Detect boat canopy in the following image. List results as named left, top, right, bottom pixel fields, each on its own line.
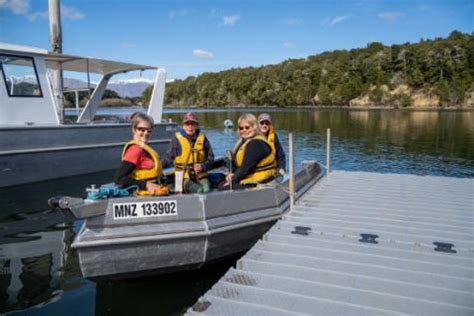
left=0, top=42, right=157, bottom=75
left=0, top=42, right=165, bottom=125
left=44, top=53, right=155, bottom=74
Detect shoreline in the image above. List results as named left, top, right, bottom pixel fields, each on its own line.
left=163, top=105, right=474, bottom=111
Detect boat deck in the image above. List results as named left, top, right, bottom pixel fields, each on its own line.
left=187, top=171, right=474, bottom=315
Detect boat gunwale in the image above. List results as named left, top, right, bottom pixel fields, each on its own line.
left=0, top=139, right=171, bottom=156
left=72, top=161, right=323, bottom=249
left=0, top=122, right=178, bottom=131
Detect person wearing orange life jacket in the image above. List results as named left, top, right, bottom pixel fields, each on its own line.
left=163, top=112, right=214, bottom=193
left=257, top=113, right=286, bottom=181
left=114, top=112, right=163, bottom=195
left=219, top=113, right=276, bottom=190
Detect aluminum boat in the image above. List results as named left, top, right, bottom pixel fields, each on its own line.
left=51, top=161, right=323, bottom=279
left=0, top=42, right=178, bottom=188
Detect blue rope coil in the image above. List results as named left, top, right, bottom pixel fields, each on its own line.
left=86, top=185, right=137, bottom=200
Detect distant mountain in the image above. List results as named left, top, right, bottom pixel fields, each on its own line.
left=107, top=80, right=152, bottom=98
left=63, top=78, right=151, bottom=98
left=63, top=78, right=95, bottom=90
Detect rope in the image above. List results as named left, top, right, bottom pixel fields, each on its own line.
left=86, top=185, right=138, bottom=200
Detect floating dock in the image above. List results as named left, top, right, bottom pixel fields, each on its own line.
left=188, top=171, right=474, bottom=315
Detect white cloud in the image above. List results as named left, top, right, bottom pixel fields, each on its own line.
left=283, top=41, right=295, bottom=48
left=26, top=10, right=47, bottom=22
left=169, top=9, right=188, bottom=19
left=222, top=14, right=240, bottom=26
left=192, top=49, right=214, bottom=59
left=281, top=18, right=302, bottom=26
left=0, top=0, right=29, bottom=15
left=1, top=1, right=84, bottom=21
left=121, top=42, right=136, bottom=49
left=61, top=5, right=85, bottom=20
left=378, top=11, right=404, bottom=21
left=209, top=8, right=216, bottom=18
left=330, top=15, right=350, bottom=25
left=321, top=15, right=351, bottom=27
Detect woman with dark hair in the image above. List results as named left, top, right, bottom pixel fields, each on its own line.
left=114, top=112, right=163, bottom=195
left=219, top=113, right=276, bottom=190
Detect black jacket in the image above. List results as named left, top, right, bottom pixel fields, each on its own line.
left=232, top=138, right=272, bottom=185
left=272, top=132, right=286, bottom=171
left=163, top=128, right=215, bottom=171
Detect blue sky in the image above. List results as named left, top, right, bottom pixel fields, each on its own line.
left=1, top=0, right=472, bottom=81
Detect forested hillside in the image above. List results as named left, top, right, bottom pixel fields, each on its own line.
left=157, top=31, right=473, bottom=108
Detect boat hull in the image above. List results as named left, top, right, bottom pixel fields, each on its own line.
left=68, top=161, right=323, bottom=279
left=0, top=123, right=178, bottom=188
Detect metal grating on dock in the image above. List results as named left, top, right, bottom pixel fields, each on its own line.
left=188, top=171, right=474, bottom=315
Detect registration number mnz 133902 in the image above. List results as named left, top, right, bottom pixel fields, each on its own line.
left=113, top=200, right=177, bottom=219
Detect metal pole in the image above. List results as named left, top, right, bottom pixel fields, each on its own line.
left=86, top=59, right=91, bottom=121
left=289, top=133, right=295, bottom=206
left=49, top=0, right=64, bottom=122
left=9, top=76, right=14, bottom=95
left=74, top=90, right=79, bottom=109
left=326, top=128, right=331, bottom=174
left=227, top=150, right=233, bottom=191
left=86, top=59, right=91, bottom=99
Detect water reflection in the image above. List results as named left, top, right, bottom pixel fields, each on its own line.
left=94, top=260, right=234, bottom=315
left=165, top=109, right=473, bottom=177
left=1, top=109, right=473, bottom=314
left=0, top=212, right=75, bottom=313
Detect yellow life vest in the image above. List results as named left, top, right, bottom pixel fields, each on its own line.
left=121, top=140, right=162, bottom=196
left=265, top=127, right=276, bottom=158
left=174, top=132, right=208, bottom=180
left=233, top=135, right=276, bottom=185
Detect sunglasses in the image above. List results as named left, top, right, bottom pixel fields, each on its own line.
left=239, top=125, right=252, bottom=131
left=259, top=121, right=271, bottom=126
left=136, top=126, right=153, bottom=133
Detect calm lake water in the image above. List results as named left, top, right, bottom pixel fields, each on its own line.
left=1, top=109, right=473, bottom=315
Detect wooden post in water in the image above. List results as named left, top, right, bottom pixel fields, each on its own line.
left=326, top=128, right=331, bottom=174
left=289, top=133, right=295, bottom=206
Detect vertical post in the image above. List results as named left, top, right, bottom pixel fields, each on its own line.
left=326, top=128, right=331, bottom=174
left=289, top=133, right=295, bottom=206
left=49, top=0, right=64, bottom=122
left=86, top=59, right=91, bottom=99
left=227, top=150, right=233, bottom=191
left=74, top=90, right=79, bottom=109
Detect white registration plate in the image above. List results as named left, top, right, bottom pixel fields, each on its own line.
left=113, top=200, right=177, bottom=219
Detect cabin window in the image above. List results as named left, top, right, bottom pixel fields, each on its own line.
left=0, top=54, right=43, bottom=97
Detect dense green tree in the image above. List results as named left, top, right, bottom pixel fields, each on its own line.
left=160, top=31, right=473, bottom=107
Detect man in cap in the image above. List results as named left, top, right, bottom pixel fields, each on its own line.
left=258, top=113, right=286, bottom=181
left=164, top=112, right=214, bottom=193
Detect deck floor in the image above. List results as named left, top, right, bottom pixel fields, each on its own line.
left=188, top=171, right=474, bottom=315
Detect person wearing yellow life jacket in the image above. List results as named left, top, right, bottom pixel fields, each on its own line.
left=114, top=112, right=163, bottom=195
left=257, top=113, right=286, bottom=181
left=163, top=112, right=214, bottom=193
left=219, top=113, right=276, bottom=190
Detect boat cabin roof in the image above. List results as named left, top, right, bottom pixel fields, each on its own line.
left=0, top=42, right=157, bottom=74
left=0, top=42, right=165, bottom=126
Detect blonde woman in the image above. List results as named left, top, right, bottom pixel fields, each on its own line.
left=220, top=113, right=276, bottom=190
left=114, top=112, right=163, bottom=195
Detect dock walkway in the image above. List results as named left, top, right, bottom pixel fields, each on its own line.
left=188, top=171, right=474, bottom=315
